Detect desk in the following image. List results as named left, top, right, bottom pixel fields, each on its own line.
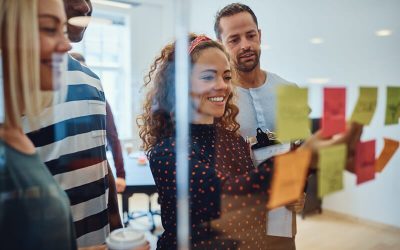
left=108, top=152, right=157, bottom=214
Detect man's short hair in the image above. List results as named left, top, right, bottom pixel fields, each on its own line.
left=214, top=3, right=258, bottom=40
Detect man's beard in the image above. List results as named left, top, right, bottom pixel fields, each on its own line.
left=235, top=49, right=260, bottom=73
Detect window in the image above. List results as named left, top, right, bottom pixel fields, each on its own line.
left=72, top=10, right=132, bottom=139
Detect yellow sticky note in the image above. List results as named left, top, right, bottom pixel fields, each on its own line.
left=375, top=138, right=399, bottom=172
left=267, top=149, right=311, bottom=209
left=384, top=87, right=400, bottom=125
left=276, top=86, right=310, bottom=142
left=318, top=144, right=347, bottom=198
left=350, top=87, right=378, bottom=125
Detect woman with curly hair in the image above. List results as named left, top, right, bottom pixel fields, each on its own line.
left=138, top=34, right=274, bottom=249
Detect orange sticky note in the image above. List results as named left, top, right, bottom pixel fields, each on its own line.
left=355, top=140, right=376, bottom=185
left=267, top=149, right=311, bottom=209
left=321, top=88, right=346, bottom=138
left=375, top=138, right=399, bottom=172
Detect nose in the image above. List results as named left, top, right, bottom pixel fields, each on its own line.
left=57, top=35, right=72, bottom=53
left=240, top=38, right=251, bottom=51
left=73, top=0, right=91, bottom=15
left=214, top=76, right=228, bottom=91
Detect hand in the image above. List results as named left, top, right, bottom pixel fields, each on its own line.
left=136, top=241, right=151, bottom=250
left=300, top=122, right=363, bottom=170
left=116, top=177, right=126, bottom=193
left=285, top=193, right=306, bottom=213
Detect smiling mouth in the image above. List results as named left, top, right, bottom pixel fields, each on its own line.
left=207, top=96, right=225, bottom=102
left=240, top=52, right=255, bottom=58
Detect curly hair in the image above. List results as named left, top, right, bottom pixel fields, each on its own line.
left=138, top=34, right=240, bottom=152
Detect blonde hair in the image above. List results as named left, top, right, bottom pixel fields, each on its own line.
left=0, top=0, right=41, bottom=128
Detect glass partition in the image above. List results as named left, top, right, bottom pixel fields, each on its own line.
left=1, top=0, right=399, bottom=249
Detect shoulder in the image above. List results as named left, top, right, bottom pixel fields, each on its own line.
left=266, top=71, right=297, bottom=87
left=66, top=55, right=105, bottom=102
left=67, top=55, right=100, bottom=80
left=148, top=137, right=176, bottom=159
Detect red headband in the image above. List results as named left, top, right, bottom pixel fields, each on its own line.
left=188, top=35, right=212, bottom=54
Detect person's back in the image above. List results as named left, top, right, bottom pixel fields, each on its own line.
left=0, top=140, right=77, bottom=250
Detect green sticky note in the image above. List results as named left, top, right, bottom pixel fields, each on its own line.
left=384, top=86, right=400, bottom=125
left=350, top=87, right=378, bottom=125
left=318, top=144, right=347, bottom=198
left=276, top=85, right=310, bottom=142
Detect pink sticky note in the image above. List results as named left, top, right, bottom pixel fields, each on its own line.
left=355, top=140, right=376, bottom=185
left=321, top=88, right=346, bottom=138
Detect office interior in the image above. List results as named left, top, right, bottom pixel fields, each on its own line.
left=1, top=0, right=399, bottom=249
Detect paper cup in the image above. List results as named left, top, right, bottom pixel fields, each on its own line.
left=106, top=228, right=146, bottom=250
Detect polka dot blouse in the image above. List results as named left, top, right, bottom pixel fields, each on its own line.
left=149, top=124, right=274, bottom=249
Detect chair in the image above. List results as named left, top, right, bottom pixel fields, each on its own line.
left=125, top=193, right=162, bottom=234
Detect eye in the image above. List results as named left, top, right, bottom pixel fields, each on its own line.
left=228, top=38, right=239, bottom=44
left=247, top=33, right=256, bottom=39
left=224, top=75, right=232, bottom=81
left=201, top=75, right=215, bottom=81
left=40, top=27, right=57, bottom=34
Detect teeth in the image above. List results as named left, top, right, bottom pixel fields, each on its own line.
left=208, top=96, right=224, bottom=102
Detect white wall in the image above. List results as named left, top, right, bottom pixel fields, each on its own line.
left=189, top=0, right=400, bottom=228
left=129, top=0, right=175, bottom=149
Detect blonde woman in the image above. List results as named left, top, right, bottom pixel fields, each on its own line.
left=0, top=0, right=76, bottom=249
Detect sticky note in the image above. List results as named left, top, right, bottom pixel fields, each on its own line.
left=384, top=87, right=400, bottom=125
left=318, top=144, right=347, bottom=198
left=321, top=88, right=346, bottom=138
left=276, top=86, right=310, bottom=142
left=355, top=140, right=376, bottom=185
left=350, top=87, right=378, bottom=125
left=375, top=138, right=399, bottom=172
left=267, top=149, right=311, bottom=209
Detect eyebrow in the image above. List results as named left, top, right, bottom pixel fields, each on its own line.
left=227, top=34, right=239, bottom=40
left=228, top=29, right=257, bottom=39
left=200, top=69, right=217, bottom=74
left=38, top=14, right=61, bottom=24
left=200, top=69, right=231, bottom=74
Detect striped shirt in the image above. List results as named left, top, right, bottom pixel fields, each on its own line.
left=23, top=55, right=110, bottom=247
